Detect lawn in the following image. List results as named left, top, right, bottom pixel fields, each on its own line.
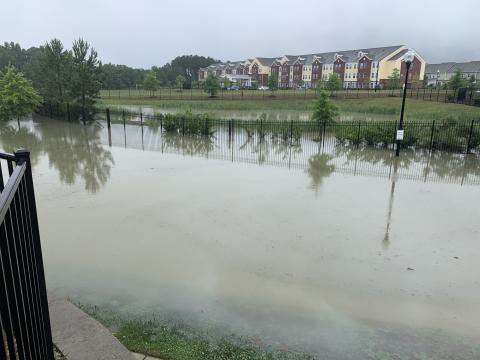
left=97, top=97, right=480, bottom=122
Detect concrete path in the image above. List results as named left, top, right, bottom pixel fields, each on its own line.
left=48, top=293, right=135, bottom=360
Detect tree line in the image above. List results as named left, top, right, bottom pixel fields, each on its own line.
left=0, top=40, right=218, bottom=120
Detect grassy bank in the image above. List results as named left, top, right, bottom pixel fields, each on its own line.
left=79, top=304, right=314, bottom=360
left=97, top=97, right=480, bottom=122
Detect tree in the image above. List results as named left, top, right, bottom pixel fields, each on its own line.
left=35, top=39, right=72, bottom=104
left=175, top=74, right=186, bottom=90
left=71, top=38, right=101, bottom=120
left=191, top=80, right=198, bottom=89
left=325, top=73, right=341, bottom=92
left=204, top=73, right=220, bottom=97
left=143, top=70, right=160, bottom=96
left=0, top=66, right=42, bottom=121
left=267, top=75, right=278, bottom=95
left=312, top=91, right=338, bottom=125
left=387, top=68, right=401, bottom=90
left=467, top=75, right=476, bottom=89
left=222, top=77, right=231, bottom=89
left=448, top=69, right=467, bottom=90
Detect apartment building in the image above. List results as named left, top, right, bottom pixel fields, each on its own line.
left=425, top=61, right=480, bottom=87
left=198, top=45, right=426, bottom=89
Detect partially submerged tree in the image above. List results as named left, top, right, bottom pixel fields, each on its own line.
left=312, top=91, right=338, bottom=125
left=71, top=38, right=101, bottom=120
left=204, top=73, right=220, bottom=97
left=0, top=65, right=42, bottom=121
left=387, top=68, right=401, bottom=90
left=35, top=39, right=72, bottom=104
left=143, top=70, right=160, bottom=96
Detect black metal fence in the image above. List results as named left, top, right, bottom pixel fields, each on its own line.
left=102, top=109, right=480, bottom=155
left=0, top=150, right=54, bottom=359
left=99, top=87, right=480, bottom=107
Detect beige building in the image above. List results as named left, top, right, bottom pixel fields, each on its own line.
left=198, top=45, right=426, bottom=89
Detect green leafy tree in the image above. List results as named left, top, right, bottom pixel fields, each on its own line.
left=312, top=91, right=339, bottom=125
left=326, top=73, right=341, bottom=92
left=448, top=69, right=467, bottom=90
left=71, top=38, right=101, bottom=119
left=222, top=77, right=231, bottom=88
left=267, top=75, right=278, bottom=95
left=191, top=80, right=198, bottom=89
left=387, top=68, right=401, bottom=90
left=467, top=75, right=476, bottom=89
left=175, top=74, right=186, bottom=89
left=143, top=70, right=160, bottom=96
left=35, top=39, right=72, bottom=104
left=204, top=73, right=220, bottom=97
left=0, top=66, right=42, bottom=121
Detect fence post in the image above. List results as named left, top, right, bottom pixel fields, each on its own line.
left=290, top=120, right=293, bottom=144
left=67, top=103, right=71, bottom=122
left=392, top=120, right=397, bottom=149
left=356, top=120, right=361, bottom=149
left=140, top=112, right=143, bottom=127
left=444, top=89, right=448, bottom=103
left=428, top=120, right=436, bottom=152
left=14, top=149, right=55, bottom=360
left=106, top=108, right=111, bottom=129
left=182, top=118, right=185, bottom=136
left=466, top=119, right=475, bottom=154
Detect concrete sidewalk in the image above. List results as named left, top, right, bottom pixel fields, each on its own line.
left=49, top=293, right=135, bottom=360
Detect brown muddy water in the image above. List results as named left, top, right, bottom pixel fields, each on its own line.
left=1, top=116, right=480, bottom=359
left=109, top=104, right=396, bottom=122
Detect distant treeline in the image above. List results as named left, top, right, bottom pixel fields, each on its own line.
left=0, top=41, right=219, bottom=90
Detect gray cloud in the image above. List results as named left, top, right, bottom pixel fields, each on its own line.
left=1, top=0, right=479, bottom=68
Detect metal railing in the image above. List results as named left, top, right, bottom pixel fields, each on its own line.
left=0, top=150, right=54, bottom=360
left=102, top=109, right=480, bottom=155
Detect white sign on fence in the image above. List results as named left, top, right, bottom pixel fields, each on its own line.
left=396, top=130, right=404, bottom=141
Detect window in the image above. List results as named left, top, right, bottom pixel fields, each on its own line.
left=354, top=64, right=357, bottom=69
left=372, top=62, right=376, bottom=68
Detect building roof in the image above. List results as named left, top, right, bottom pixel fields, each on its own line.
left=425, top=62, right=456, bottom=74
left=450, top=61, right=480, bottom=73
left=425, top=61, right=480, bottom=74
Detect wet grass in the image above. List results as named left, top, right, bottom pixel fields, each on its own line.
left=97, top=97, right=480, bottom=123
left=79, top=304, right=314, bottom=360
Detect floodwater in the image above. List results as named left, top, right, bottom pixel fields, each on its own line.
left=111, top=104, right=397, bottom=122
left=1, top=116, right=480, bottom=359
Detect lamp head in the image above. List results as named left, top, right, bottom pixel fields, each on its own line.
left=404, top=49, right=415, bottom=64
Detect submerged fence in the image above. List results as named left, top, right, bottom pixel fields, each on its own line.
left=99, top=87, right=480, bottom=106
left=101, top=109, right=480, bottom=155
left=0, top=151, right=54, bottom=360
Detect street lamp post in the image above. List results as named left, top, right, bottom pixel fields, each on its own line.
left=395, top=49, right=415, bottom=157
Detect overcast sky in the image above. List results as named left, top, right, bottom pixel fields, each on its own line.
left=2, top=0, right=479, bottom=68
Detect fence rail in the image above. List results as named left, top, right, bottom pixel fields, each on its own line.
left=99, top=87, right=480, bottom=106
left=100, top=109, right=480, bottom=155
left=0, top=150, right=54, bottom=360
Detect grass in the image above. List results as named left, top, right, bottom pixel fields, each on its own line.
left=79, top=304, right=315, bottom=360
left=97, top=97, right=480, bottom=123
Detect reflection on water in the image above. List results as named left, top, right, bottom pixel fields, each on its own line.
left=0, top=117, right=114, bottom=193
left=111, top=104, right=398, bottom=122
left=102, top=119, right=480, bottom=187
left=1, top=116, right=480, bottom=359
